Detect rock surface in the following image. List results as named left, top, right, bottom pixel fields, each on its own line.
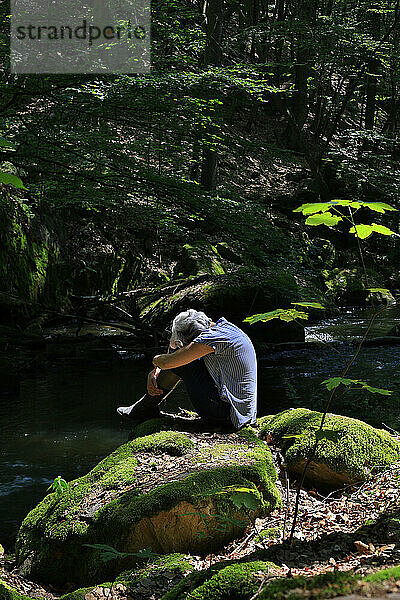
left=257, top=409, right=400, bottom=489
left=15, top=429, right=280, bottom=588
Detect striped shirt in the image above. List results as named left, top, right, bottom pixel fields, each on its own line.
left=193, top=317, right=257, bottom=429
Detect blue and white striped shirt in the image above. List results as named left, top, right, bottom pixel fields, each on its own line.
left=193, top=317, right=257, bottom=429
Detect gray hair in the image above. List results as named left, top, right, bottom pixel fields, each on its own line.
left=170, top=309, right=212, bottom=348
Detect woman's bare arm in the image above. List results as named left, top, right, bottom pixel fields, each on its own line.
left=153, top=342, right=214, bottom=369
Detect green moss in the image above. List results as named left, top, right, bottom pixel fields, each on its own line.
left=257, top=565, right=400, bottom=600
left=0, top=580, right=32, bottom=600
left=130, top=431, right=194, bottom=455
left=162, top=560, right=276, bottom=600
left=259, top=408, right=400, bottom=483
left=16, top=432, right=280, bottom=588
left=60, top=583, right=114, bottom=600
left=258, top=570, right=356, bottom=600
left=61, top=554, right=195, bottom=600
left=117, top=552, right=195, bottom=584
left=131, top=418, right=177, bottom=439
left=364, top=565, right=400, bottom=582
left=254, top=526, right=281, bottom=542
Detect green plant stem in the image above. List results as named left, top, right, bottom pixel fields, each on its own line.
left=287, top=304, right=390, bottom=546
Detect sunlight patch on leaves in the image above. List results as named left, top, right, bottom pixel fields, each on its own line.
left=244, top=308, right=309, bottom=324
left=291, top=302, right=325, bottom=309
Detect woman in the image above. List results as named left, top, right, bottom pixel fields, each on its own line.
left=117, top=309, right=257, bottom=430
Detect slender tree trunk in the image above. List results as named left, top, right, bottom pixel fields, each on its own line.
left=365, top=56, right=379, bottom=131
left=200, top=0, right=223, bottom=192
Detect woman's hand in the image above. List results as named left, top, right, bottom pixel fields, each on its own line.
left=147, top=368, right=163, bottom=396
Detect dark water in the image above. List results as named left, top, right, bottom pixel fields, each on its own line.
left=1, top=306, right=399, bottom=549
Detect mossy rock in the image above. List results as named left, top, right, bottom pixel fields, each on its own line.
left=161, top=559, right=277, bottom=600
left=138, top=268, right=305, bottom=343
left=60, top=553, right=195, bottom=600
left=0, top=580, right=32, bottom=600
left=16, top=430, right=280, bottom=588
left=258, top=408, right=400, bottom=489
left=257, top=565, right=400, bottom=600
left=163, top=562, right=400, bottom=600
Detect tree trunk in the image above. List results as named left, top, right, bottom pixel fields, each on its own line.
left=200, top=0, right=222, bottom=192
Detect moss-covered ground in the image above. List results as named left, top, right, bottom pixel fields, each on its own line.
left=0, top=580, right=32, bottom=600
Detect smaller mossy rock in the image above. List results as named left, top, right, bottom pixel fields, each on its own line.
left=162, top=560, right=277, bottom=600
left=257, top=565, right=400, bottom=600
left=60, top=553, right=195, bottom=600
left=16, top=430, right=280, bottom=588
left=259, top=408, right=400, bottom=489
left=0, top=580, right=32, bottom=600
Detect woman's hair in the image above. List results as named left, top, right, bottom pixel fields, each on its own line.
left=170, top=309, right=212, bottom=348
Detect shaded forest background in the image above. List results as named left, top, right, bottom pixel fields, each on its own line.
left=1, top=0, right=400, bottom=345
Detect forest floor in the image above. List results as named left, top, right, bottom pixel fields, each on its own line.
left=2, top=447, right=400, bottom=600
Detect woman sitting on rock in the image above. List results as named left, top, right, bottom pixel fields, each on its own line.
left=117, top=309, right=257, bottom=430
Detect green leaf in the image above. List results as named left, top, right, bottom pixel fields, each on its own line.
left=47, top=475, right=69, bottom=497
left=282, top=433, right=307, bottom=439
left=134, top=548, right=158, bottom=559
left=0, top=172, right=27, bottom=189
left=244, top=308, right=308, bottom=324
left=367, top=288, right=390, bottom=294
left=293, top=202, right=333, bottom=215
left=0, top=136, right=16, bottom=149
left=348, top=224, right=373, bottom=239
left=291, top=302, right=325, bottom=309
left=360, top=384, right=392, bottom=396
left=83, top=544, right=127, bottom=563
left=322, top=378, right=392, bottom=396
left=362, top=202, right=397, bottom=213
left=371, top=223, right=396, bottom=236
left=315, top=429, right=341, bottom=443
left=322, top=377, right=356, bottom=390
left=305, top=213, right=342, bottom=226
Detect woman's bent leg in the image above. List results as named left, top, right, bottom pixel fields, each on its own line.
left=171, top=359, right=231, bottom=424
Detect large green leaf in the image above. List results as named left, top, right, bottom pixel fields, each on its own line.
left=371, top=223, right=396, bottom=236
left=244, top=308, right=308, bottom=324
left=0, top=172, right=27, bottom=189
left=293, top=202, right=333, bottom=215
left=322, top=377, right=392, bottom=395
left=348, top=224, right=373, bottom=239
left=305, top=213, right=342, bottom=226
left=322, top=377, right=356, bottom=390
left=362, top=202, right=397, bottom=213
left=349, top=223, right=396, bottom=238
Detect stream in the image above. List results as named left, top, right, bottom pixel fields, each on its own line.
left=1, top=306, right=399, bottom=549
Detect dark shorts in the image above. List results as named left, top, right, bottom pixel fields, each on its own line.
left=171, top=358, right=232, bottom=425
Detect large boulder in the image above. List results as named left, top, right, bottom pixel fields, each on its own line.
left=257, top=408, right=400, bottom=489
left=138, top=268, right=306, bottom=343
left=16, top=429, right=280, bottom=588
